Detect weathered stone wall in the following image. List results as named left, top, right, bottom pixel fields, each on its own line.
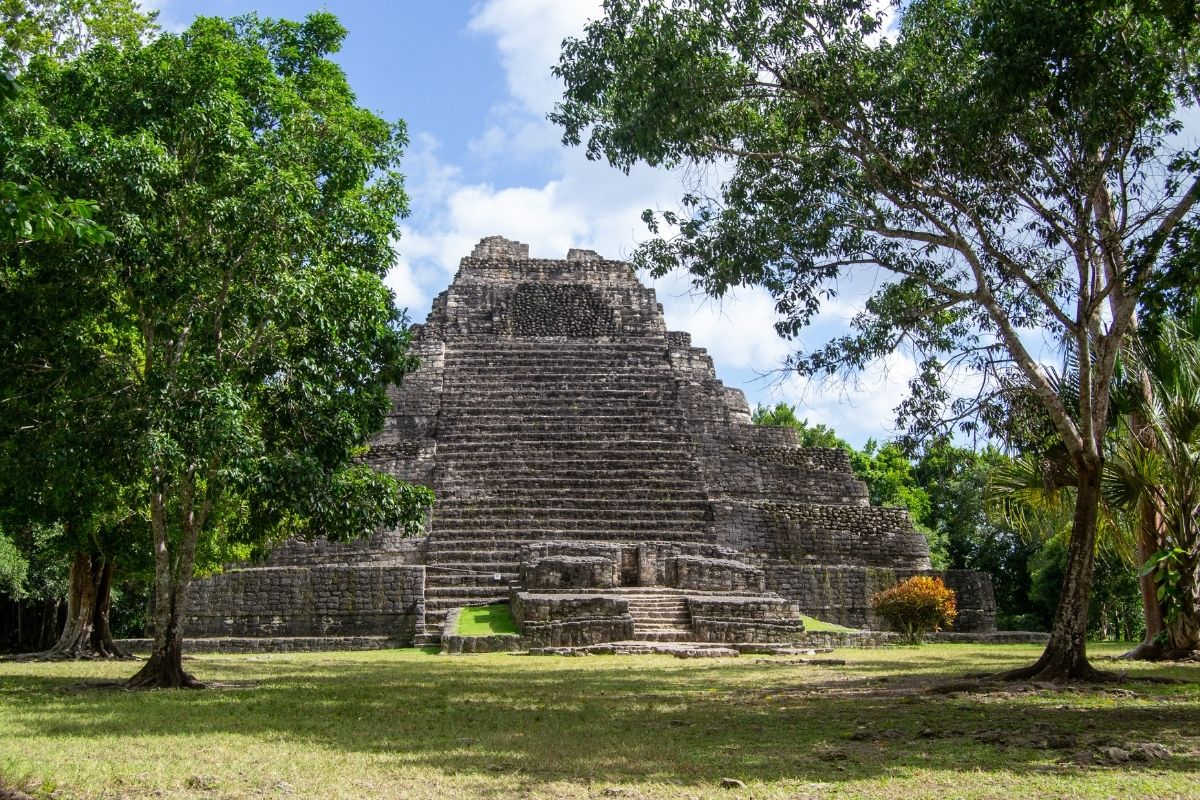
left=261, top=529, right=425, bottom=568
left=185, top=564, right=424, bottom=642
left=521, top=556, right=619, bottom=590
left=687, top=596, right=807, bottom=643
left=760, top=564, right=997, bottom=631
left=512, top=592, right=635, bottom=647
left=666, top=556, right=766, bottom=593
left=635, top=541, right=740, bottom=586
left=941, top=569, right=997, bottom=633
left=711, top=501, right=931, bottom=569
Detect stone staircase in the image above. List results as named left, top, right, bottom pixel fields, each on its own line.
left=420, top=338, right=715, bottom=638
left=626, top=592, right=694, bottom=642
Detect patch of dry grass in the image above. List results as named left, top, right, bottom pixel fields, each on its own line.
left=0, top=643, right=1197, bottom=799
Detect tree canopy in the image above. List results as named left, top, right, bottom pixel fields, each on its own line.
left=1, top=11, right=433, bottom=685
left=554, top=0, right=1200, bottom=680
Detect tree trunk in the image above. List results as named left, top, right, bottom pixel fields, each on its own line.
left=1161, top=551, right=1200, bottom=658
left=996, top=456, right=1113, bottom=682
left=1121, top=504, right=1168, bottom=658
left=17, top=552, right=131, bottom=661
left=39, top=599, right=59, bottom=650
left=1121, top=407, right=1168, bottom=660
left=126, top=610, right=201, bottom=689
left=126, top=482, right=203, bottom=689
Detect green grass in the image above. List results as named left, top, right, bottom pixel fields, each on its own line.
left=456, top=604, right=518, bottom=636
left=0, top=643, right=1197, bottom=799
left=800, top=614, right=857, bottom=632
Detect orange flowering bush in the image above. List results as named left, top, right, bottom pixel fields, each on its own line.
left=871, top=576, right=957, bottom=642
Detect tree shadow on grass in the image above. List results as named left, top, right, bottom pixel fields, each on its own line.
left=2, top=652, right=1199, bottom=791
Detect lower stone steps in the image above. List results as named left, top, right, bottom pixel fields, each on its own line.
left=425, top=586, right=513, bottom=599
left=632, top=628, right=695, bottom=642
left=634, top=615, right=691, bottom=625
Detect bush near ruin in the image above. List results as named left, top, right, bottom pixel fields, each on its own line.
left=872, top=576, right=957, bottom=642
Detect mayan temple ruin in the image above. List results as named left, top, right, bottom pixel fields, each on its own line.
left=186, top=236, right=996, bottom=650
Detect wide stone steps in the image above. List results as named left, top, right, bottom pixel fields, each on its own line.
left=440, top=457, right=701, bottom=472
left=425, top=535, right=718, bottom=552
left=443, top=346, right=670, bottom=359
left=434, top=434, right=696, bottom=448
left=441, top=386, right=677, bottom=399
left=440, top=365, right=674, bottom=380
left=436, top=486, right=706, bottom=500
left=437, top=476, right=710, bottom=492
left=432, top=523, right=709, bottom=539
left=439, top=454, right=701, bottom=470
left=438, top=402, right=684, bottom=416
left=438, top=388, right=679, bottom=400
left=426, top=556, right=521, bottom=569
left=633, top=613, right=691, bottom=625
left=431, top=522, right=709, bottom=538
left=624, top=597, right=691, bottom=642
left=626, top=594, right=693, bottom=641
left=629, top=629, right=696, bottom=642
left=435, top=499, right=711, bottom=514
left=428, top=529, right=717, bottom=544
left=438, top=488, right=711, bottom=504
left=442, top=343, right=670, bottom=359
left=436, top=418, right=685, bottom=432
left=434, top=502, right=711, bottom=519
left=432, top=516, right=711, bottom=531
left=425, top=585, right=515, bottom=600
left=435, top=443, right=698, bottom=459
left=419, top=334, right=726, bottom=642
left=423, top=572, right=518, bottom=588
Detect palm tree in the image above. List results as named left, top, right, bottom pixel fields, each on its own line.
left=1106, top=310, right=1200, bottom=658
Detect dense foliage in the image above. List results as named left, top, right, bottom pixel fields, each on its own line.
left=1, top=10, right=433, bottom=684
left=871, top=575, right=958, bottom=641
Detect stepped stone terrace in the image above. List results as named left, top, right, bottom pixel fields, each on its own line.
left=185, top=236, right=996, bottom=650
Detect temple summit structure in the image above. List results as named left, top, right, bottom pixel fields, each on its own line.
left=186, top=236, right=995, bottom=649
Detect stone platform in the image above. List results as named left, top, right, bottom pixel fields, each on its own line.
left=184, top=236, right=997, bottom=649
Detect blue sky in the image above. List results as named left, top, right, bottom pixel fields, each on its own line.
left=144, top=0, right=1151, bottom=449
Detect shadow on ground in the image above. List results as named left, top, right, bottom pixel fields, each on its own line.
left=1, top=645, right=1198, bottom=791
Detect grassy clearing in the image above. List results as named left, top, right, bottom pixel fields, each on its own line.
left=456, top=604, right=518, bottom=636
left=800, top=614, right=856, bottom=633
left=0, top=643, right=1197, bottom=799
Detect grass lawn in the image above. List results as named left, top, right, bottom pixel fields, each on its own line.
left=800, top=614, right=856, bottom=633
left=1, top=643, right=1197, bottom=799
left=456, top=604, right=518, bottom=636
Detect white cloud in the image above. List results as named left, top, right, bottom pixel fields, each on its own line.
left=384, top=256, right=428, bottom=317
left=764, top=351, right=921, bottom=446
left=139, top=0, right=187, bottom=33
left=649, top=272, right=794, bottom=370
left=467, top=0, right=600, bottom=114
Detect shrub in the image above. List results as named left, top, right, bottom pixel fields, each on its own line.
left=871, top=576, right=957, bottom=642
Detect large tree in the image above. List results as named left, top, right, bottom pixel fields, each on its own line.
left=2, top=61, right=130, bottom=659
left=2, top=0, right=156, bottom=661
left=553, top=0, right=1200, bottom=679
left=3, top=12, right=432, bottom=687
left=1, top=0, right=156, bottom=72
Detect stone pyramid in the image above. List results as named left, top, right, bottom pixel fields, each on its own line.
left=186, top=236, right=995, bottom=650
